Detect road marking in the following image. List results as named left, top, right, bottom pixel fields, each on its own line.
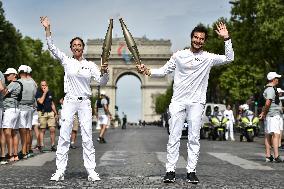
left=156, top=152, right=187, bottom=168
left=98, top=151, right=127, bottom=166
left=208, top=152, right=274, bottom=170
left=13, top=152, right=56, bottom=167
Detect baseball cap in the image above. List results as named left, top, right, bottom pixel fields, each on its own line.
left=277, top=88, right=284, bottom=93
left=26, top=66, right=32, bottom=74
left=18, top=65, right=29, bottom=73
left=242, top=104, right=249, bottom=111
left=4, top=68, right=18, bottom=75
left=267, top=72, right=281, bottom=80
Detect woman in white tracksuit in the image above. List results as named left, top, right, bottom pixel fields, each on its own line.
left=137, top=22, right=234, bottom=183
left=224, top=105, right=235, bottom=141
left=41, top=16, right=109, bottom=181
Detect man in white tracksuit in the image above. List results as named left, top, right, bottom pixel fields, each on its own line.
left=224, top=105, right=235, bottom=141
left=137, top=23, right=234, bottom=183
left=41, top=16, right=109, bottom=181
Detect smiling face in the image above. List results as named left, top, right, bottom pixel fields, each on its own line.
left=191, top=32, right=206, bottom=53
left=70, top=38, right=84, bottom=60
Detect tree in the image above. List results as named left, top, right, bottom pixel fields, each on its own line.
left=155, top=83, right=173, bottom=114
left=0, top=1, right=64, bottom=103
left=224, top=0, right=284, bottom=104
left=256, top=0, right=284, bottom=68
left=19, top=36, right=64, bottom=102
left=0, top=1, right=22, bottom=70
left=154, top=0, right=284, bottom=113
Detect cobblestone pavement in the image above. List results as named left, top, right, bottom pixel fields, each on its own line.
left=0, top=126, right=283, bottom=189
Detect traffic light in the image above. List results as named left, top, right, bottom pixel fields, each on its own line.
left=254, top=101, right=258, bottom=106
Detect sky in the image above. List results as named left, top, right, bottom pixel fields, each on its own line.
left=2, top=0, right=232, bottom=122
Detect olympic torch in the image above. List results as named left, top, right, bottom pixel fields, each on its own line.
left=101, top=18, right=113, bottom=75
left=119, top=18, right=141, bottom=65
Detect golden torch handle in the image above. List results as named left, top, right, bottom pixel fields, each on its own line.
left=119, top=18, right=141, bottom=65
left=101, top=18, right=113, bottom=75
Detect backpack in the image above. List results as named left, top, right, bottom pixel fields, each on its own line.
left=5, top=80, right=23, bottom=102
left=258, top=86, right=279, bottom=107
left=96, top=98, right=103, bottom=109
left=13, top=80, right=23, bottom=102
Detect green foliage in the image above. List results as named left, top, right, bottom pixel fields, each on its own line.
left=0, top=1, right=22, bottom=69
left=154, top=0, right=284, bottom=110
left=0, top=2, right=64, bottom=103
left=155, top=83, right=173, bottom=114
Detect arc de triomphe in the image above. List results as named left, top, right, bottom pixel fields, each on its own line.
left=85, top=37, right=173, bottom=122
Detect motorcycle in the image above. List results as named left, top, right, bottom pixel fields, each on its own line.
left=239, top=115, right=259, bottom=142
left=200, top=122, right=210, bottom=139
left=208, top=115, right=228, bottom=141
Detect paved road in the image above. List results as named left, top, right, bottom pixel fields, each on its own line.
left=0, top=126, right=283, bottom=188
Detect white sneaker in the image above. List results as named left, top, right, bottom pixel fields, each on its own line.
left=50, top=170, right=64, bottom=181
left=88, top=171, right=101, bottom=181
left=0, top=160, right=8, bottom=165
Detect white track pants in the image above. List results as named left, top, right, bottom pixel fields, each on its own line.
left=225, top=121, right=235, bottom=140
left=56, top=96, right=96, bottom=174
left=166, top=102, right=204, bottom=173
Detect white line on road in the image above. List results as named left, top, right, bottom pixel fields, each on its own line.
left=13, top=152, right=56, bottom=167
left=156, top=152, right=187, bottom=169
left=98, top=151, right=127, bottom=167
left=208, top=152, right=274, bottom=170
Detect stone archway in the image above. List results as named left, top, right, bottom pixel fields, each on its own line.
left=86, top=37, right=173, bottom=122
left=115, top=71, right=142, bottom=122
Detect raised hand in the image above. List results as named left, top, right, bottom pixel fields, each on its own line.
left=40, top=16, right=51, bottom=37
left=40, top=16, right=50, bottom=29
left=215, top=22, right=229, bottom=39
left=42, top=85, right=49, bottom=94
